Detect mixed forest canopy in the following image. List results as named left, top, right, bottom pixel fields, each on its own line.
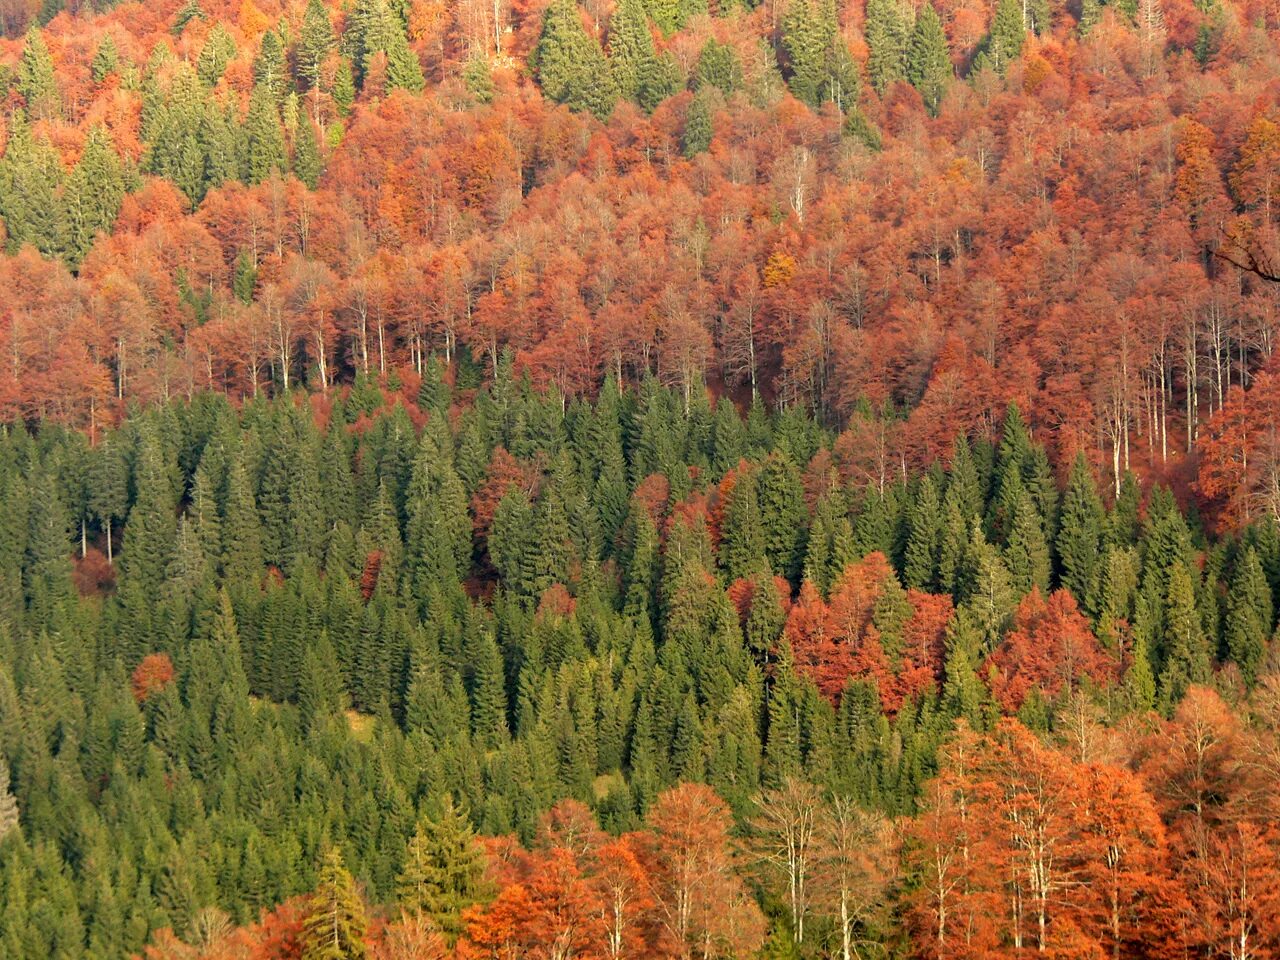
left=0, top=377, right=1278, bottom=958
left=1, top=0, right=1280, bottom=956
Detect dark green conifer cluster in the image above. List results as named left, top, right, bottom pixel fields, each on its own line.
left=0, top=364, right=1275, bottom=957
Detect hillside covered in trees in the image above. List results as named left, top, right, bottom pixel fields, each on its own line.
left=0, top=379, right=1277, bottom=958
left=1, top=0, right=1280, bottom=955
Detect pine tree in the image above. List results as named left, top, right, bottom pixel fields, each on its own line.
left=609, top=0, right=661, bottom=106
left=91, top=35, right=119, bottom=84
left=1055, top=453, right=1105, bottom=610
left=293, top=117, right=322, bottom=188
left=61, top=126, right=125, bottom=267
left=301, top=848, right=368, bottom=960
left=757, top=453, right=807, bottom=583
left=907, top=3, right=950, bottom=114
left=1225, top=547, right=1273, bottom=686
left=864, top=0, right=910, bottom=93
left=254, top=30, right=289, bottom=102
left=1157, top=565, right=1209, bottom=711
left=903, top=475, right=941, bottom=589
left=0, top=115, right=64, bottom=256
left=298, top=0, right=336, bottom=90
left=197, top=24, right=237, bottom=86
left=683, top=90, right=713, bottom=157
left=19, top=28, right=60, bottom=120
left=397, top=798, right=488, bottom=940
left=242, top=83, right=287, bottom=184
left=980, top=0, right=1026, bottom=74
left=695, top=37, right=742, bottom=95
left=532, top=0, right=619, bottom=119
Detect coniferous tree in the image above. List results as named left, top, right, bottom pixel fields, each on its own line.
left=683, top=90, right=713, bottom=157
left=1157, top=565, right=1209, bottom=711
left=332, top=57, right=356, bottom=114
left=293, top=116, right=323, bottom=188
left=19, top=28, right=60, bottom=120
left=298, top=0, right=335, bottom=90
left=609, top=0, right=663, bottom=107
left=1056, top=453, right=1105, bottom=610
left=197, top=23, right=237, bottom=85
left=0, top=757, right=17, bottom=844
left=532, top=0, right=618, bottom=119
left=61, top=126, right=125, bottom=267
left=242, top=83, right=287, bottom=184
left=396, top=798, right=488, bottom=940
left=1003, top=491, right=1050, bottom=596
left=695, top=37, right=742, bottom=95
left=124, top=429, right=179, bottom=599
left=0, top=115, right=64, bottom=256
left=979, top=0, right=1026, bottom=74
left=91, top=34, right=119, bottom=84
left=903, top=475, right=942, bottom=589
left=1225, top=547, right=1273, bottom=685
left=721, top=468, right=767, bottom=583
left=757, top=453, right=807, bottom=583
left=463, top=55, right=495, bottom=104
left=906, top=3, right=950, bottom=114
left=864, top=0, right=910, bottom=93
left=301, top=848, right=368, bottom=960
left=89, top=436, right=128, bottom=565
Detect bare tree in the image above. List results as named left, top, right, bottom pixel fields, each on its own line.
left=749, top=778, right=822, bottom=945
left=812, top=797, right=895, bottom=960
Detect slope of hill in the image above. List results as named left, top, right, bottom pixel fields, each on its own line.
left=0, top=0, right=1279, bottom=957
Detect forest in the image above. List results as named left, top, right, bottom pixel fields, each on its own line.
left=0, top=0, right=1279, bottom=955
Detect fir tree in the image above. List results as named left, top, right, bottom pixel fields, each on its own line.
left=683, top=90, right=713, bottom=157
left=19, top=27, right=60, bottom=120
left=197, top=23, right=237, bottom=86
left=979, top=0, right=1027, bottom=74
left=463, top=55, right=495, bottom=104
left=91, top=34, right=120, bottom=84
left=301, top=848, right=368, bottom=960
left=242, top=82, right=287, bottom=184
left=0, top=757, right=18, bottom=843
left=293, top=116, right=322, bottom=188
left=1225, top=547, right=1273, bottom=685
left=695, top=37, right=742, bottom=95
left=253, top=29, right=289, bottom=102
left=782, top=0, right=829, bottom=107
left=757, top=453, right=807, bottom=583
left=1157, top=565, right=1209, bottom=711
left=532, top=0, right=619, bottom=120
left=1003, top=491, right=1050, bottom=596
left=609, top=0, right=662, bottom=106
left=0, top=115, right=64, bottom=256
left=1056, top=453, right=1105, bottom=610
left=864, top=0, right=910, bottom=93
left=396, top=798, right=488, bottom=940
left=332, top=57, right=356, bottom=114
left=907, top=3, right=950, bottom=114
left=903, top=475, right=942, bottom=589
left=298, top=0, right=336, bottom=90
left=61, top=126, right=125, bottom=267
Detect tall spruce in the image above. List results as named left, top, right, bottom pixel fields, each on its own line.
left=907, top=3, right=950, bottom=114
